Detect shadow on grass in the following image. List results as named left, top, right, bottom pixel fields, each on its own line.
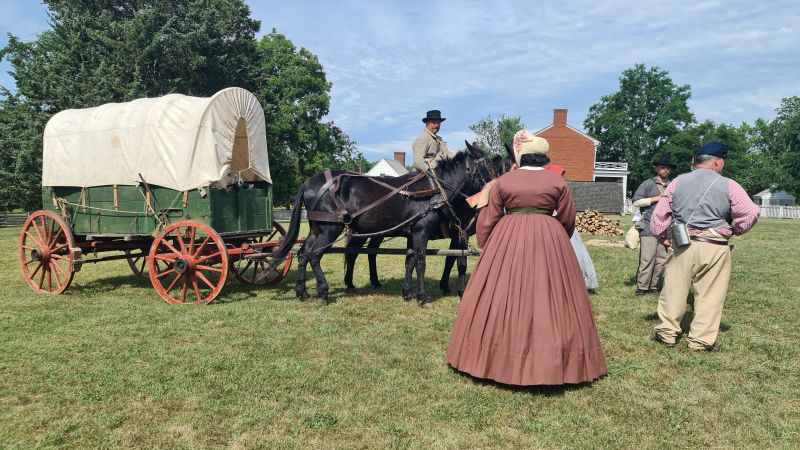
left=448, top=366, right=599, bottom=396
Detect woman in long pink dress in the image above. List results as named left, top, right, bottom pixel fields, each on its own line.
left=446, top=130, right=607, bottom=386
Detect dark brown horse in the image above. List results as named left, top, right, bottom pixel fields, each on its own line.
left=268, top=142, right=496, bottom=306
left=342, top=144, right=515, bottom=297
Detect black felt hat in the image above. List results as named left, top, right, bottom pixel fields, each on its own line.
left=652, top=153, right=676, bottom=168
left=422, top=110, right=446, bottom=123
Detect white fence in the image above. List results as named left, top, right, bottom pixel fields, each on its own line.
left=759, top=205, right=800, bottom=219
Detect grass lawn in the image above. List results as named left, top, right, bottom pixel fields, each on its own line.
left=0, top=218, right=798, bottom=448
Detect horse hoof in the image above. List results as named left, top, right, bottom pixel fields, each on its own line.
left=419, top=301, right=433, bottom=309
left=372, top=282, right=382, bottom=289
left=317, top=298, right=328, bottom=306
left=440, top=287, right=451, bottom=296
left=297, top=291, right=310, bottom=302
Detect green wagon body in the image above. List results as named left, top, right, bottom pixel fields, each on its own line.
left=42, top=182, right=274, bottom=238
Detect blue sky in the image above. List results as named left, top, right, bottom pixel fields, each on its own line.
left=2, top=0, right=799, bottom=162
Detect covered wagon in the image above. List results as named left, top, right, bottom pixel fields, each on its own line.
left=19, top=87, right=293, bottom=304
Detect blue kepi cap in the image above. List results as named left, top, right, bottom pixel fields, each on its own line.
left=696, top=141, right=728, bottom=158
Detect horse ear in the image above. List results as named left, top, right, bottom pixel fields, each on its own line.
left=465, top=140, right=479, bottom=157
left=504, top=142, right=515, bottom=160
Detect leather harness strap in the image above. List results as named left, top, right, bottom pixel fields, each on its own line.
left=306, top=170, right=435, bottom=223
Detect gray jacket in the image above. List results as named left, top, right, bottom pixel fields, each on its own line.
left=632, top=176, right=669, bottom=237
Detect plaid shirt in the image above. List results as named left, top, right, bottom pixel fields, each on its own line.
left=651, top=176, right=759, bottom=238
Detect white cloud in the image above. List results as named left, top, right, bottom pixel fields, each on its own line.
left=3, top=0, right=799, bottom=164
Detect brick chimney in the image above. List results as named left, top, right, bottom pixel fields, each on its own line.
left=394, top=151, right=406, bottom=166
left=553, top=109, right=568, bottom=127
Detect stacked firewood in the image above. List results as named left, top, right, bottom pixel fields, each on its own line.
left=575, top=210, right=624, bottom=236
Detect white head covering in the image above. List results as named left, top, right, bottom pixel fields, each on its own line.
left=512, top=129, right=549, bottom=165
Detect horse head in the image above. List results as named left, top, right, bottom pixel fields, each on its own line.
left=463, top=140, right=497, bottom=194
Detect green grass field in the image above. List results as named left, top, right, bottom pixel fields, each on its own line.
left=1, top=218, right=798, bottom=448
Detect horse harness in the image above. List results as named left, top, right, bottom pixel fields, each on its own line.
left=305, top=155, right=497, bottom=240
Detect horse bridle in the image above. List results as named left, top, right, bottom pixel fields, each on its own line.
left=464, top=154, right=497, bottom=190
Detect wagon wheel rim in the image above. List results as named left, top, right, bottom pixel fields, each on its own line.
left=148, top=220, right=228, bottom=305
left=229, top=221, right=293, bottom=286
left=126, top=247, right=166, bottom=278
left=18, top=210, right=75, bottom=295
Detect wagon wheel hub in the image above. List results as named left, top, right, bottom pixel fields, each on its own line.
left=30, top=247, right=48, bottom=262
left=173, top=257, right=194, bottom=274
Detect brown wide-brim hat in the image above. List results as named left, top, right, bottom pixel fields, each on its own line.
left=652, top=153, right=676, bottom=168
left=422, top=110, right=446, bottom=123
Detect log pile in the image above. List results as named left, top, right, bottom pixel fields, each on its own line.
left=575, top=210, right=624, bottom=236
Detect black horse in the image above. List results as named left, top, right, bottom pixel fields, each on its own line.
left=342, top=144, right=515, bottom=297
left=268, top=142, right=496, bottom=306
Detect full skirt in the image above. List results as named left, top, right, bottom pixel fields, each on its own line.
left=446, top=214, right=607, bottom=386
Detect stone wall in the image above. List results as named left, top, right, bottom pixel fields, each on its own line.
left=567, top=181, right=624, bottom=213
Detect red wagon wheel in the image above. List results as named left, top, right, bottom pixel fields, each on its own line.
left=148, top=220, right=228, bottom=305
left=126, top=249, right=167, bottom=278
left=229, top=221, right=293, bottom=285
left=18, top=210, right=76, bottom=295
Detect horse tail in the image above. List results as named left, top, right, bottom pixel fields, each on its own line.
left=269, top=184, right=305, bottom=269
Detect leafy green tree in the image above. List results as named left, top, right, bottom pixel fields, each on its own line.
left=1, top=3, right=362, bottom=209
left=0, top=93, right=47, bottom=210
left=584, top=64, right=694, bottom=189
left=469, top=114, right=525, bottom=154
left=251, top=30, right=365, bottom=204
left=772, top=96, right=800, bottom=197
left=1, top=0, right=261, bottom=210
left=665, top=120, right=772, bottom=195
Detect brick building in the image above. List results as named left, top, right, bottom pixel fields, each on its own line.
left=534, top=109, right=629, bottom=214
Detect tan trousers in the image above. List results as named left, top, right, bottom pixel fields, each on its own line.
left=654, top=241, right=731, bottom=349
left=637, top=235, right=669, bottom=291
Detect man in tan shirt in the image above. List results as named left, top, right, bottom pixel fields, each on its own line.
left=412, top=110, right=453, bottom=171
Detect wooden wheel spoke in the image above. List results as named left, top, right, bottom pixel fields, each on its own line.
left=188, top=227, right=197, bottom=256
left=239, top=258, right=254, bottom=274
left=196, top=264, right=223, bottom=274
left=47, top=269, right=53, bottom=291
left=51, top=254, right=65, bottom=260
left=196, top=251, right=221, bottom=264
left=38, top=266, right=47, bottom=289
left=50, top=261, right=63, bottom=286
left=195, top=271, right=217, bottom=291
left=31, top=218, right=44, bottom=244
left=181, top=277, right=189, bottom=303
left=49, top=229, right=66, bottom=251
left=30, top=262, right=43, bottom=278
left=154, top=254, right=178, bottom=262
left=192, top=278, right=203, bottom=302
left=24, top=259, right=37, bottom=266
left=160, top=238, right=183, bottom=257
left=25, top=231, right=42, bottom=248
left=192, top=236, right=212, bottom=258
left=156, top=267, right=177, bottom=279
left=51, top=242, right=69, bottom=254
left=176, top=227, right=189, bottom=254
left=51, top=259, right=69, bottom=279
left=165, top=273, right=183, bottom=293
left=47, top=217, right=56, bottom=244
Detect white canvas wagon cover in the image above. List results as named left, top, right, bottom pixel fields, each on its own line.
left=42, top=87, right=271, bottom=190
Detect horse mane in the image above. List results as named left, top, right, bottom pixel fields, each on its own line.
left=434, top=150, right=472, bottom=174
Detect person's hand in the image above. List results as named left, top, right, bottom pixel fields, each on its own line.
left=511, top=163, right=519, bottom=171
left=661, top=239, right=671, bottom=247
left=651, top=195, right=661, bottom=203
